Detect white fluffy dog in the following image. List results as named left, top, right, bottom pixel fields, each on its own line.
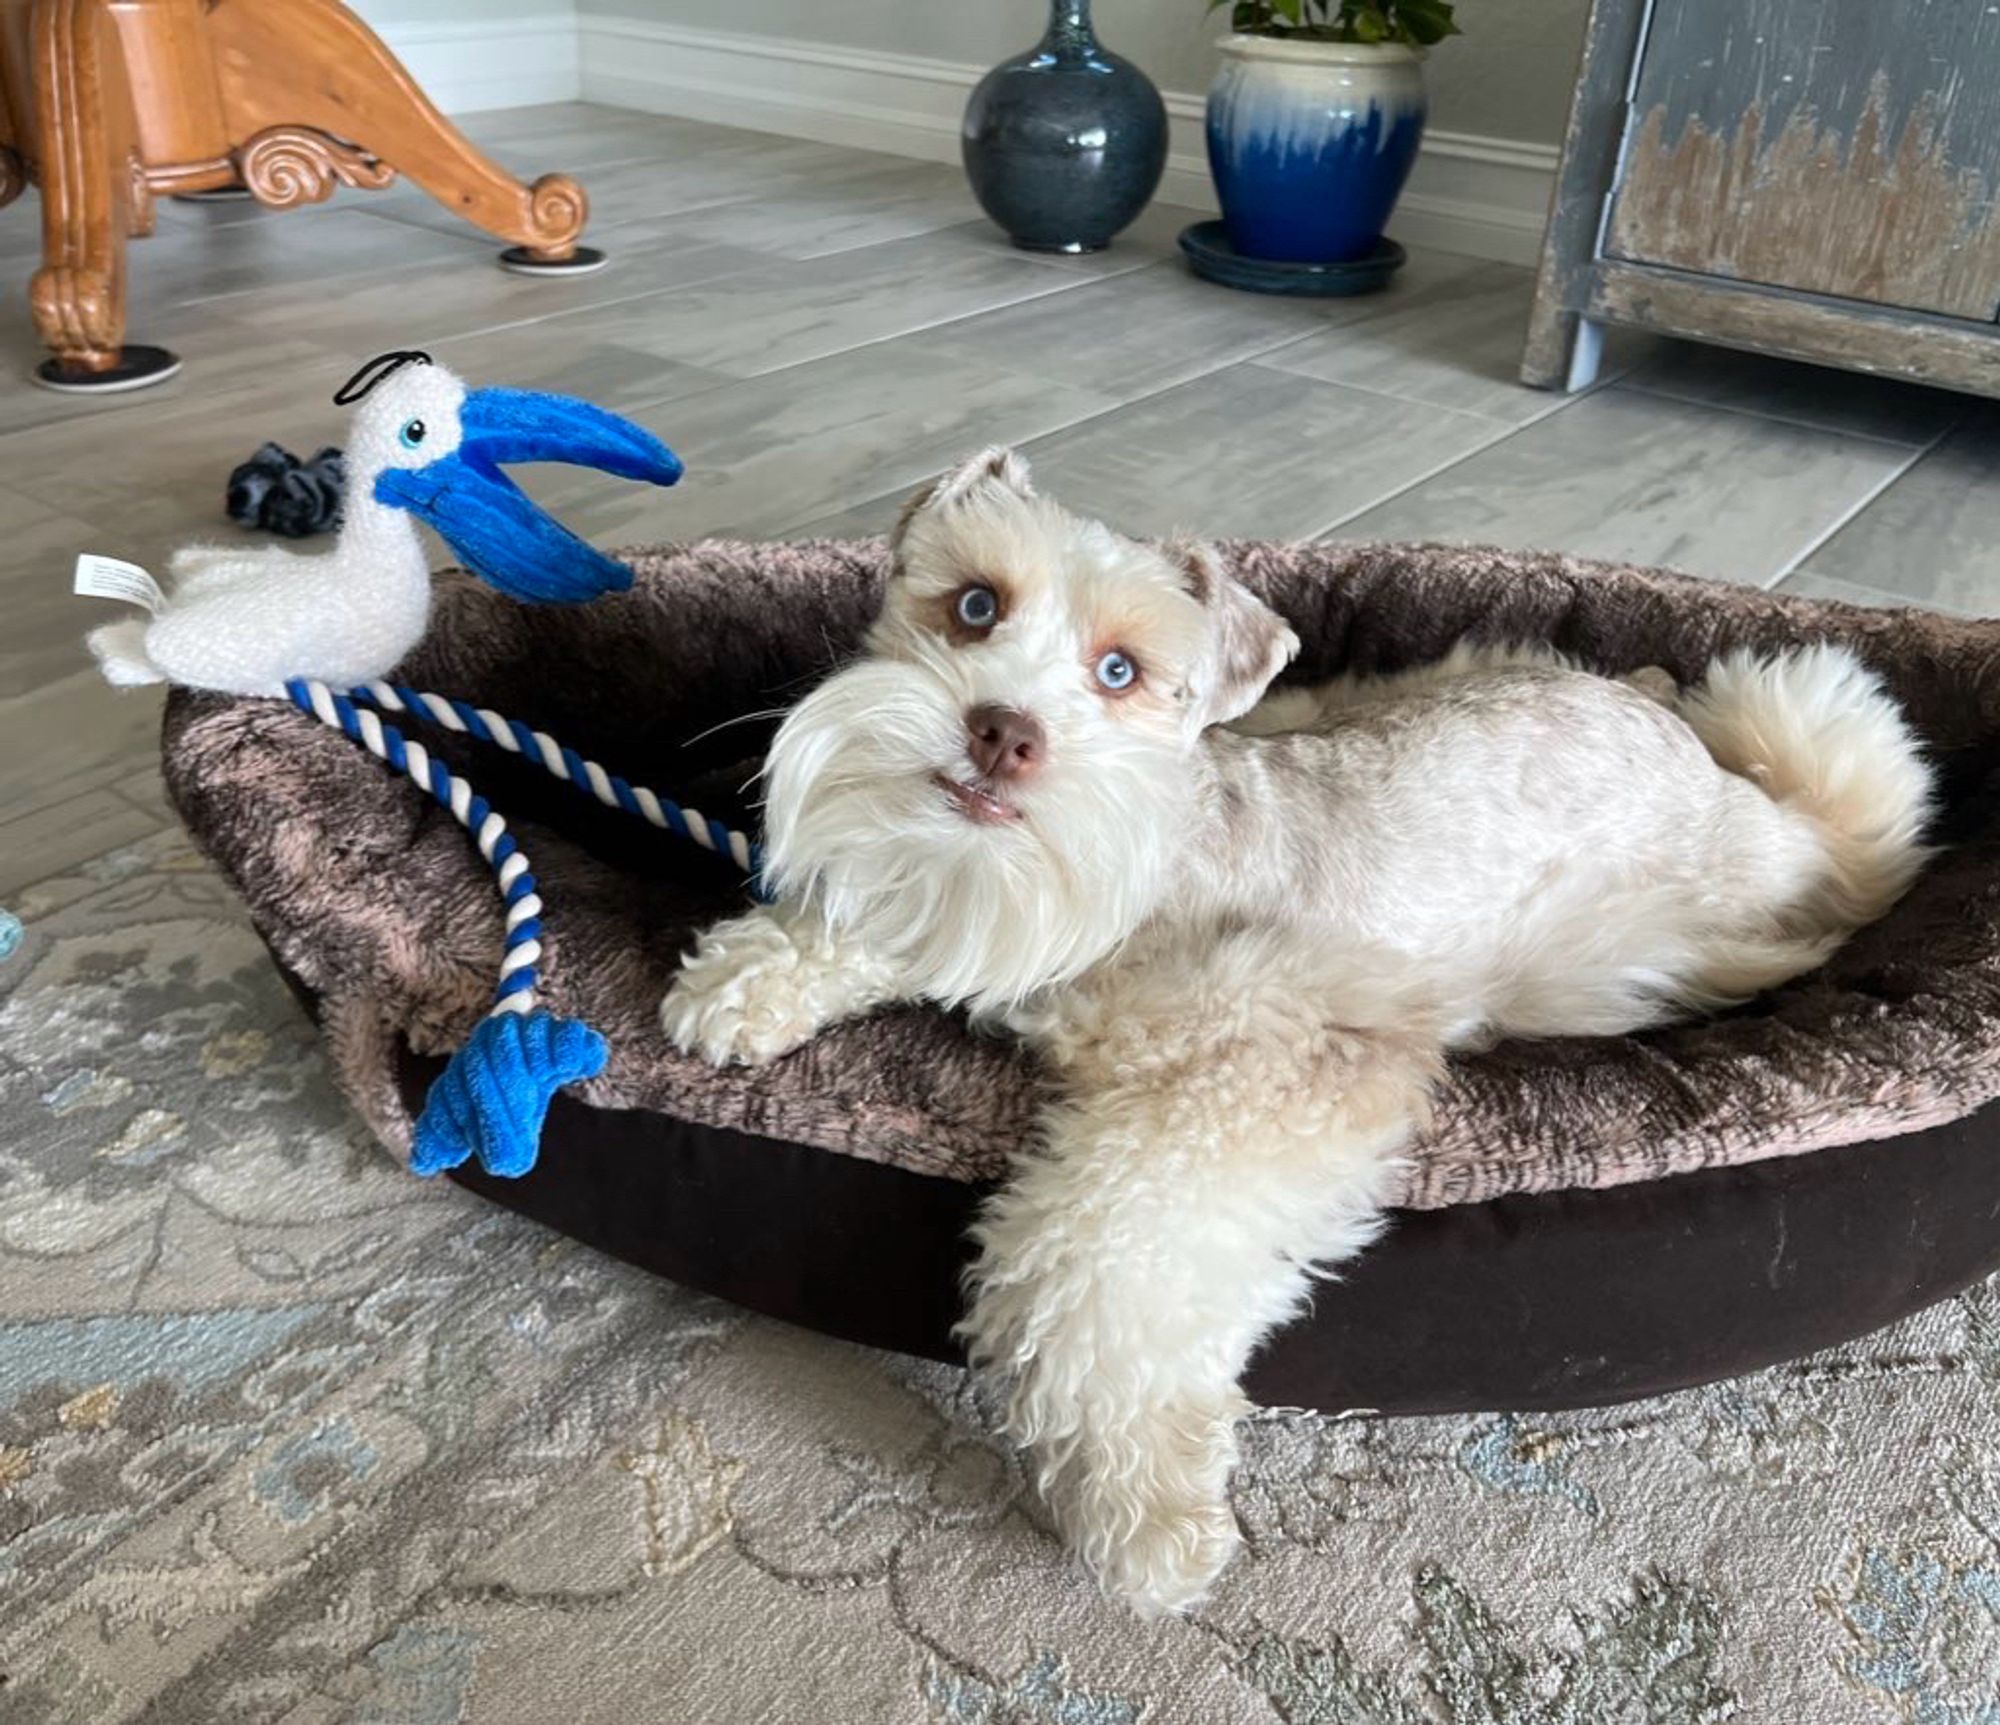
left=661, top=450, right=1934, bottom=1615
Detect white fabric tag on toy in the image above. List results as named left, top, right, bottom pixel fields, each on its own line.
left=73, top=553, right=165, bottom=614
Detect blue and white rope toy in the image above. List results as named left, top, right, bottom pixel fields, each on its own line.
left=347, top=680, right=764, bottom=878
left=284, top=675, right=764, bottom=1178
left=85, top=351, right=718, bottom=1182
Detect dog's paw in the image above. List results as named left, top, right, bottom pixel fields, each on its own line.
left=659, top=917, right=826, bottom=1066
left=659, top=981, right=819, bottom=1066
left=659, top=965, right=824, bottom=1065
left=1041, top=1397, right=1249, bottom=1617
left=1091, top=1489, right=1242, bottom=1618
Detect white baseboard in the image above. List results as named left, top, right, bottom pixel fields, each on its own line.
left=577, top=16, right=1556, bottom=266
left=375, top=14, right=582, bottom=114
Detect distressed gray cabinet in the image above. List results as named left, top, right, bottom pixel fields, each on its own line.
left=1524, top=0, right=2000, bottom=395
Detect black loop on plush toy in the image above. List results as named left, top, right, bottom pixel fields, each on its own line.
left=333, top=350, right=434, bottom=406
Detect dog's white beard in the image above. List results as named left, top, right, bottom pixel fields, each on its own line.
left=762, top=661, right=1179, bottom=1011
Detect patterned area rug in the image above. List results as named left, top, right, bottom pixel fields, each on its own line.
left=4, top=828, right=1999, bottom=1723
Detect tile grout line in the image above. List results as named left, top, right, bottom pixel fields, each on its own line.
left=910, top=303, right=1368, bottom=416
left=1302, top=355, right=1637, bottom=540
left=725, top=249, right=1159, bottom=385
left=770, top=299, right=1622, bottom=542
left=587, top=258, right=1155, bottom=445
left=410, top=221, right=1137, bottom=385
left=1244, top=356, right=1583, bottom=434
left=0, top=759, right=163, bottom=840
left=111, top=784, right=173, bottom=824
left=765, top=371, right=1179, bottom=536
left=1306, top=369, right=1965, bottom=550
left=851, top=272, right=1597, bottom=537
left=770, top=327, right=1544, bottom=541
left=269, top=132, right=947, bottom=259
left=762, top=318, right=1358, bottom=536
left=151, top=210, right=864, bottom=352
left=1773, top=571, right=1974, bottom=619
left=1757, top=420, right=1959, bottom=591
left=659, top=204, right=994, bottom=268
left=1616, top=376, right=1963, bottom=454
left=0, top=240, right=1122, bottom=492
left=752, top=304, right=1404, bottom=535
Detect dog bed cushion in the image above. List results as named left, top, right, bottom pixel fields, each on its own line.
left=162, top=539, right=2000, bottom=1411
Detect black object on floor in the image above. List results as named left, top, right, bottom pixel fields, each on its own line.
left=226, top=442, right=346, bottom=538
left=497, top=245, right=609, bottom=276
left=32, top=345, right=182, bottom=394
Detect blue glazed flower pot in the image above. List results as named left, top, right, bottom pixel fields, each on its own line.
left=1206, top=36, right=1426, bottom=264
left=962, top=0, right=1168, bottom=254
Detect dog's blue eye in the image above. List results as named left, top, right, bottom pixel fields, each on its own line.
left=398, top=418, right=426, bottom=449
left=955, top=585, right=999, bottom=629
left=1095, top=650, right=1137, bottom=692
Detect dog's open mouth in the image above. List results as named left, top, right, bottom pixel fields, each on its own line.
left=932, top=773, right=1020, bottom=826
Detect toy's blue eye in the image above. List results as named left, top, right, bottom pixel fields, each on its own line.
left=1095, top=650, right=1137, bottom=692
left=398, top=418, right=426, bottom=449
left=955, top=585, right=999, bottom=629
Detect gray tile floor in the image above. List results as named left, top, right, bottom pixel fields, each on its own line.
left=2, top=101, right=1994, bottom=897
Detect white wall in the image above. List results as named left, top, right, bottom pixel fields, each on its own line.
left=568, top=0, right=1591, bottom=147
left=348, top=0, right=583, bottom=111
left=351, top=0, right=561, bottom=21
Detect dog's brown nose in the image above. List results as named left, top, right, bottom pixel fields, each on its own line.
left=965, top=704, right=1045, bottom=782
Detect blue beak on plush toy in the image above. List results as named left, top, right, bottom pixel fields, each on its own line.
left=374, top=387, right=683, bottom=605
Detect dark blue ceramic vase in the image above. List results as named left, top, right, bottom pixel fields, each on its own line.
left=1207, top=37, right=1426, bottom=262
left=961, top=0, right=1168, bottom=254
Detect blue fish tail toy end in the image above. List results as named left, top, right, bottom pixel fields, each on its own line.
left=411, top=1008, right=609, bottom=1178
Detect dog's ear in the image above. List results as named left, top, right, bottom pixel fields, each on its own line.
left=891, top=448, right=1035, bottom=553
left=1173, top=539, right=1300, bottom=726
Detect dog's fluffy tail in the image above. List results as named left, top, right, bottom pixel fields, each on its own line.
left=1678, top=643, right=1934, bottom=935
left=87, top=620, right=165, bottom=688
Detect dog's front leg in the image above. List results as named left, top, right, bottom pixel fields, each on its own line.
left=961, top=1007, right=1435, bottom=1616
left=661, top=900, right=902, bottom=1065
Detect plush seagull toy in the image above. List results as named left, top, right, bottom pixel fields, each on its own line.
left=88, top=349, right=682, bottom=696
left=83, top=350, right=694, bottom=1185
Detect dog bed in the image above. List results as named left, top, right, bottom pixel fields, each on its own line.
left=162, top=539, right=2000, bottom=1415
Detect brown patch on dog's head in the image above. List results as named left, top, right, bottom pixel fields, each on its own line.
left=1168, top=538, right=1300, bottom=726
left=891, top=448, right=1036, bottom=558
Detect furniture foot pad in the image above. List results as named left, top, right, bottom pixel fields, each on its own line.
left=497, top=245, right=608, bottom=278
left=33, top=345, right=183, bottom=394
left=172, top=187, right=255, bottom=204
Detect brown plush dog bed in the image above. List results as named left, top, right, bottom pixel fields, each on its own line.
left=163, top=540, right=2000, bottom=1414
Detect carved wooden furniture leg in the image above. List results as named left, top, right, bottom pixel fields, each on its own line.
left=207, top=0, right=602, bottom=274
left=0, top=56, right=19, bottom=201
left=5, top=0, right=603, bottom=390
left=0, top=63, right=23, bottom=207
left=25, top=0, right=180, bottom=390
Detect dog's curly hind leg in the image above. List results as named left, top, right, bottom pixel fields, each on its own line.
left=962, top=940, right=1440, bottom=1614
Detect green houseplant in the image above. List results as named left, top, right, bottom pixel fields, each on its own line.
left=1212, top=0, right=1459, bottom=46
left=1199, top=0, right=1460, bottom=273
